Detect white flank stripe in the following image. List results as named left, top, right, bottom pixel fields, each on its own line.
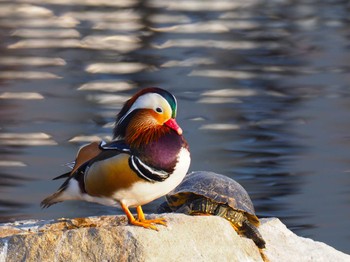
left=114, top=147, right=191, bottom=207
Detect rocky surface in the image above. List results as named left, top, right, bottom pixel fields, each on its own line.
left=0, top=214, right=349, bottom=262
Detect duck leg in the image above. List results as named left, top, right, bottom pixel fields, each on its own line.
left=120, top=203, right=165, bottom=231
left=136, top=206, right=167, bottom=227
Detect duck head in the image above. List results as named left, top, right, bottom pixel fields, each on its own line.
left=113, top=88, right=183, bottom=146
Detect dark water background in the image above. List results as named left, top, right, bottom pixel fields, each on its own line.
left=1, top=0, right=350, bottom=254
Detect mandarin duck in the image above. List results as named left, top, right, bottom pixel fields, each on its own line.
left=41, top=87, right=191, bottom=230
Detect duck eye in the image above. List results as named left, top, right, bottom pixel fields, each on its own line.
left=155, top=107, right=163, bottom=113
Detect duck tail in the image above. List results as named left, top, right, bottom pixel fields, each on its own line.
left=40, top=191, right=64, bottom=208
left=52, top=171, right=71, bottom=180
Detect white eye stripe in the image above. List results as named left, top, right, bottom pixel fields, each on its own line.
left=117, top=93, right=170, bottom=125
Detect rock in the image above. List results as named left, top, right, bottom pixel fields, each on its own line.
left=0, top=214, right=348, bottom=262
left=259, top=218, right=350, bottom=262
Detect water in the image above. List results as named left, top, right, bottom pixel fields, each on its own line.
left=1, top=0, right=350, bottom=254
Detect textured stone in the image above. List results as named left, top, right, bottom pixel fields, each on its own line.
left=260, top=218, right=350, bottom=262
left=0, top=214, right=349, bottom=262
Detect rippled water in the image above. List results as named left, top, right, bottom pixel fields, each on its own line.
left=1, top=0, right=350, bottom=254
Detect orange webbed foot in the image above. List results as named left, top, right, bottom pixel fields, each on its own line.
left=129, top=219, right=160, bottom=231
left=121, top=203, right=167, bottom=231
left=138, top=217, right=167, bottom=226
left=136, top=205, right=167, bottom=230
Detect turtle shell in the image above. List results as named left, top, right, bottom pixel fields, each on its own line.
left=165, top=171, right=259, bottom=225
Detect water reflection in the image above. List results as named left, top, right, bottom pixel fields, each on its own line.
left=153, top=39, right=258, bottom=50
left=0, top=0, right=350, bottom=254
left=0, top=133, right=57, bottom=146
left=161, top=57, right=215, bottom=67
left=0, top=161, right=26, bottom=167
left=0, top=57, right=66, bottom=66
left=85, top=62, right=150, bottom=74
left=81, top=35, right=141, bottom=53
left=0, top=72, right=60, bottom=79
left=78, top=80, right=135, bottom=92
left=0, top=92, right=44, bottom=99
left=9, top=39, right=81, bottom=49
left=146, top=0, right=257, bottom=11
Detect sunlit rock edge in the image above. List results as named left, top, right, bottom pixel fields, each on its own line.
left=0, top=214, right=348, bottom=262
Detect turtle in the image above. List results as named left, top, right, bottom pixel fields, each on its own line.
left=158, top=171, right=266, bottom=249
